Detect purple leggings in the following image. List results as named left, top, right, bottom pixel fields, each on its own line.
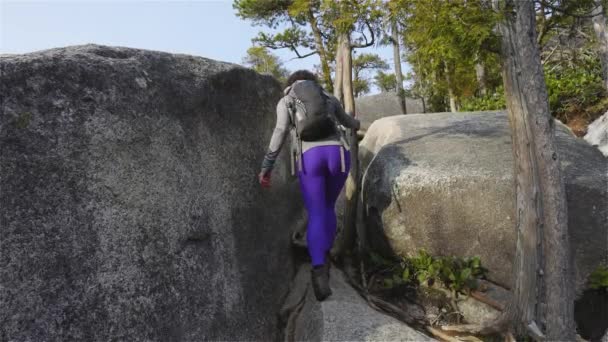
left=298, top=145, right=351, bottom=266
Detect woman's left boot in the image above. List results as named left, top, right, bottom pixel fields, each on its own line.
left=311, top=264, right=332, bottom=301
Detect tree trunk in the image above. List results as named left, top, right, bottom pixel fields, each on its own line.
left=391, top=19, right=407, bottom=114
left=333, top=35, right=344, bottom=104
left=342, top=35, right=355, bottom=114
left=421, top=97, right=426, bottom=113
left=593, top=0, right=608, bottom=90
left=447, top=87, right=458, bottom=112
left=476, top=60, right=488, bottom=96
left=496, top=0, right=574, bottom=338
left=353, top=67, right=360, bottom=98
left=336, top=32, right=359, bottom=266
left=308, top=9, right=333, bottom=93
left=445, top=63, right=458, bottom=112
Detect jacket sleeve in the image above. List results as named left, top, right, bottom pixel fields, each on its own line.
left=328, top=95, right=360, bottom=130
left=260, top=97, right=291, bottom=174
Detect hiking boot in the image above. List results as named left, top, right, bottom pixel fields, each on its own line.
left=311, top=264, right=332, bottom=301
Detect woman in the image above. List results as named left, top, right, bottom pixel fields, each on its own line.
left=258, top=70, right=360, bottom=301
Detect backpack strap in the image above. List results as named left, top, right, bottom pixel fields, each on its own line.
left=285, top=95, right=304, bottom=175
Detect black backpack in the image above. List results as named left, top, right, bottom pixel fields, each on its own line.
left=286, top=80, right=337, bottom=141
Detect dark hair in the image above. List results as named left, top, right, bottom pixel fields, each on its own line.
left=286, top=70, right=318, bottom=88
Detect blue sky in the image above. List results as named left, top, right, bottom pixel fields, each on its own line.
left=1, top=0, right=408, bottom=93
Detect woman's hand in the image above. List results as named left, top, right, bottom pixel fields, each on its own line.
left=258, top=171, right=271, bottom=188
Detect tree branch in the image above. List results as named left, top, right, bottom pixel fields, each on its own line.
left=290, top=47, right=318, bottom=59
left=541, top=44, right=559, bottom=65
left=536, top=17, right=554, bottom=46
left=352, top=20, right=376, bottom=49
left=537, top=0, right=603, bottom=19
left=257, top=39, right=318, bottom=59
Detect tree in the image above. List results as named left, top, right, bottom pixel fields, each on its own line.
left=374, top=71, right=398, bottom=92
left=394, top=0, right=500, bottom=112
left=322, top=0, right=384, bottom=265
left=496, top=1, right=574, bottom=337
left=233, top=0, right=335, bottom=91
left=443, top=0, right=575, bottom=338
left=387, top=2, right=407, bottom=113
left=323, top=0, right=383, bottom=110
left=352, top=53, right=389, bottom=97
left=592, top=0, right=608, bottom=89
left=242, top=46, right=289, bottom=82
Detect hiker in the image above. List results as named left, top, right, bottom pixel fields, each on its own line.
left=258, top=70, right=360, bottom=301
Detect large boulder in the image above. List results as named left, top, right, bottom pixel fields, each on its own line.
left=584, top=111, right=608, bottom=157
left=360, top=111, right=607, bottom=294
left=355, top=92, right=425, bottom=132
left=0, top=45, right=302, bottom=341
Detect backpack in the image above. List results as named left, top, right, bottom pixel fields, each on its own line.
left=286, top=80, right=338, bottom=142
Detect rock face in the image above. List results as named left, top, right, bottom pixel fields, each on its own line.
left=360, top=111, right=607, bottom=294
left=282, top=265, right=434, bottom=342
left=355, top=92, right=425, bottom=132
left=0, top=45, right=302, bottom=341
left=585, top=111, right=608, bottom=157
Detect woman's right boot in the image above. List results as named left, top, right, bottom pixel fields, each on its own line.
left=311, top=264, right=332, bottom=301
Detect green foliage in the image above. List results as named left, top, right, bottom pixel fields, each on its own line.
left=589, top=266, right=608, bottom=290
left=394, top=0, right=500, bottom=107
left=320, top=0, right=384, bottom=35
left=233, top=0, right=291, bottom=27
left=460, top=57, right=607, bottom=119
left=544, top=58, right=606, bottom=122
left=234, top=0, right=385, bottom=92
left=242, top=46, right=289, bottom=83
left=354, top=79, right=371, bottom=97
left=460, top=87, right=506, bottom=111
left=368, top=250, right=488, bottom=296
left=375, top=71, right=398, bottom=92
left=391, top=0, right=606, bottom=118
left=353, top=53, right=389, bottom=72
left=251, top=27, right=316, bottom=58
left=353, top=53, right=389, bottom=97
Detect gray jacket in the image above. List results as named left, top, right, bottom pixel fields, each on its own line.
left=260, top=81, right=360, bottom=175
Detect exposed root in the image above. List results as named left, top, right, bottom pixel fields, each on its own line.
left=426, top=326, right=464, bottom=342
left=367, top=293, right=427, bottom=326
left=470, top=290, right=505, bottom=311
left=441, top=314, right=510, bottom=335
left=503, top=331, right=517, bottom=342
left=340, top=267, right=427, bottom=328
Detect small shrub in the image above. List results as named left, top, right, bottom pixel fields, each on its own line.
left=460, top=87, right=506, bottom=112
left=589, top=266, right=608, bottom=290
left=368, top=250, right=488, bottom=296
left=544, top=60, right=606, bottom=123
left=460, top=57, right=607, bottom=128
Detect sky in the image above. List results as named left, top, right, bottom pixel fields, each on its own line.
left=0, top=0, right=409, bottom=94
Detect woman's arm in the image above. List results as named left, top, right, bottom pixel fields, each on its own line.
left=327, top=94, right=360, bottom=130
left=260, top=97, right=291, bottom=176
